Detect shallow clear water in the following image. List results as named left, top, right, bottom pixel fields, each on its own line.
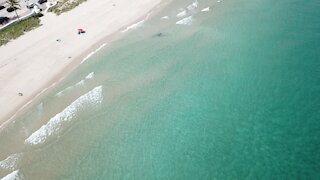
left=1, top=0, right=320, bottom=179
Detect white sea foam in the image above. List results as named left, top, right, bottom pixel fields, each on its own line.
left=25, top=86, right=103, bottom=145
left=122, top=11, right=153, bottom=32
left=201, top=7, right=210, bottom=12
left=122, top=19, right=145, bottom=32
left=75, top=80, right=85, bottom=86
left=56, top=72, right=95, bottom=97
left=56, top=81, right=81, bottom=97
left=0, top=154, right=21, bottom=171
left=176, top=10, right=187, bottom=17
left=85, top=72, right=95, bottom=80
left=176, top=16, right=193, bottom=25
left=1, top=170, right=23, bottom=180
left=56, top=85, right=74, bottom=97
left=160, top=16, right=169, bottom=20
left=81, top=43, right=107, bottom=64
left=187, top=0, right=198, bottom=11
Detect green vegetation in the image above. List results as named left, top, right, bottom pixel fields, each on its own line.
left=48, top=0, right=87, bottom=15
left=0, top=14, right=42, bottom=46
left=6, top=0, right=21, bottom=20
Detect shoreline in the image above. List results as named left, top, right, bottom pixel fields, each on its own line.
left=0, top=0, right=167, bottom=129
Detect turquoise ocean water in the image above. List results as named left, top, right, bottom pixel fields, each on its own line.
left=0, top=0, right=320, bottom=179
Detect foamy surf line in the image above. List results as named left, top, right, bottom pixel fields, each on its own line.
left=1, top=42, right=102, bottom=131
left=201, top=7, right=210, bottom=12
left=121, top=12, right=153, bottom=33
left=187, top=0, right=198, bottom=10
left=81, top=43, right=107, bottom=64
left=0, top=154, right=21, bottom=171
left=176, top=16, right=193, bottom=25
left=177, top=9, right=187, bottom=17
left=85, top=72, right=94, bottom=79
left=25, top=86, right=103, bottom=145
left=56, top=72, right=95, bottom=97
left=1, top=170, right=23, bottom=180
left=121, top=19, right=146, bottom=32
left=161, top=16, right=169, bottom=20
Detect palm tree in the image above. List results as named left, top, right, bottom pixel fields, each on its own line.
left=6, top=0, right=21, bottom=20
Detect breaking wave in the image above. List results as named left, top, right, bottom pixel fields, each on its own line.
left=25, top=86, right=103, bottom=145
left=201, top=7, right=210, bottom=12
left=187, top=0, right=198, bottom=11
left=85, top=72, right=94, bottom=80
left=81, top=43, right=107, bottom=64
left=160, top=16, right=169, bottom=20
left=176, top=10, right=187, bottom=17
left=176, top=16, right=193, bottom=25
left=0, top=154, right=21, bottom=171
left=122, top=12, right=152, bottom=32
left=56, top=72, right=95, bottom=97
left=1, top=170, right=23, bottom=180
left=122, top=19, right=145, bottom=32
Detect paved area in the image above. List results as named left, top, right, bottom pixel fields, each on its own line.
left=0, top=0, right=48, bottom=19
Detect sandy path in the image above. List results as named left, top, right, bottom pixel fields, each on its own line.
left=0, top=0, right=163, bottom=126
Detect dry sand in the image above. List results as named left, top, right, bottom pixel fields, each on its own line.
left=0, top=0, right=163, bottom=127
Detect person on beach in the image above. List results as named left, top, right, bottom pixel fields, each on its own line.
left=78, top=28, right=85, bottom=34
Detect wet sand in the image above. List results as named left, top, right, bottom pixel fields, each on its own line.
left=0, top=0, right=163, bottom=128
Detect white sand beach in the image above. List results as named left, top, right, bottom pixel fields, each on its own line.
left=0, top=0, right=163, bottom=127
